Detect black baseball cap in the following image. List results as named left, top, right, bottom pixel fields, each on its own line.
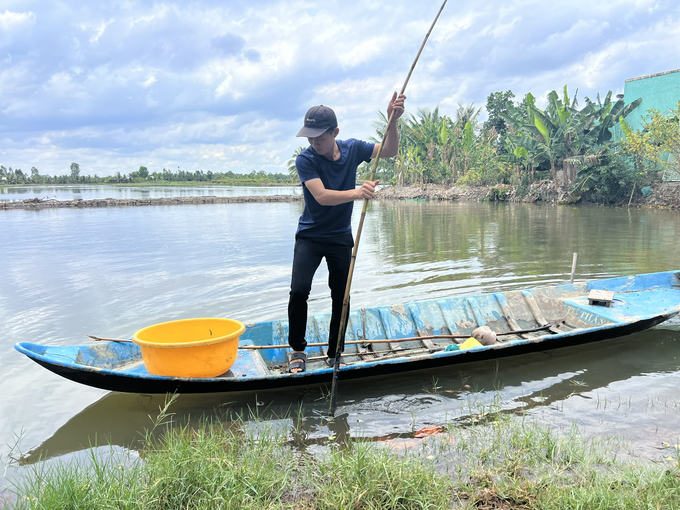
left=296, top=105, right=338, bottom=138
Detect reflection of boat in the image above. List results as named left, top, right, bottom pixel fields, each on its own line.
left=15, top=271, right=680, bottom=394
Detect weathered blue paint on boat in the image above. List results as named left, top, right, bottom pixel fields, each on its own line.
left=14, top=271, right=680, bottom=394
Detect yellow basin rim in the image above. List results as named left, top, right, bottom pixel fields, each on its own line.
left=132, top=318, right=246, bottom=349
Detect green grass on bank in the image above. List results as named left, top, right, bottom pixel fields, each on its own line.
left=6, top=427, right=451, bottom=509
left=5, top=397, right=680, bottom=510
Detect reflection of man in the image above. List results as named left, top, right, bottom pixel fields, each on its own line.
left=287, top=92, right=406, bottom=373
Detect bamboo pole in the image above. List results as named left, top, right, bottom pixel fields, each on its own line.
left=628, top=182, right=636, bottom=207
left=89, top=323, right=552, bottom=349
left=88, top=335, right=133, bottom=343
left=242, top=324, right=553, bottom=350
left=329, top=0, right=449, bottom=417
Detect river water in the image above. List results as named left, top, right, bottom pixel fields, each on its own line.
left=1, top=196, right=680, bottom=490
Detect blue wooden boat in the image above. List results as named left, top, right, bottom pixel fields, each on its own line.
left=14, top=271, right=680, bottom=394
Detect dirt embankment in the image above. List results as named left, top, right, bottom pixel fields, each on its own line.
left=374, top=181, right=568, bottom=203
left=375, top=181, right=680, bottom=209
left=0, top=194, right=303, bottom=211
left=2, top=182, right=678, bottom=210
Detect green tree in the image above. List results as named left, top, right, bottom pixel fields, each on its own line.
left=484, top=90, right=515, bottom=138
left=12, top=168, right=26, bottom=183
left=617, top=118, right=663, bottom=175
left=570, top=146, right=641, bottom=204
left=137, top=166, right=149, bottom=179
left=645, top=101, right=680, bottom=175
left=70, top=162, right=80, bottom=182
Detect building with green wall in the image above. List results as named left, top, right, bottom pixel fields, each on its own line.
left=623, top=69, right=680, bottom=130
left=618, top=69, right=680, bottom=181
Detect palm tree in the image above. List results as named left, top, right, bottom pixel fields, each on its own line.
left=454, top=103, right=481, bottom=129
left=370, top=110, right=408, bottom=182
left=404, top=107, right=450, bottom=183
left=287, top=146, right=307, bottom=183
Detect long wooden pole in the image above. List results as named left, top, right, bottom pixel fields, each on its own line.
left=241, top=324, right=553, bottom=350
left=89, top=323, right=553, bottom=350
left=90, top=324, right=552, bottom=349
left=329, top=0, right=449, bottom=416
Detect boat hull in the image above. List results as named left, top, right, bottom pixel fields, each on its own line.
left=15, top=271, right=680, bottom=394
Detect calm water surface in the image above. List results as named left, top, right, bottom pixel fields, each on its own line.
left=1, top=197, right=679, bottom=489
left=0, top=184, right=301, bottom=202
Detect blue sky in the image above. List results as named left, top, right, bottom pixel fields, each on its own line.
left=1, top=0, right=679, bottom=177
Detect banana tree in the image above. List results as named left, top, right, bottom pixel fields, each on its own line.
left=437, top=119, right=453, bottom=182
left=583, top=92, right=642, bottom=145
left=458, top=121, right=475, bottom=177
left=531, top=108, right=568, bottom=183
left=502, top=86, right=641, bottom=186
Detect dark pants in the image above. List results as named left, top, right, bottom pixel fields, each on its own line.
left=288, top=234, right=353, bottom=358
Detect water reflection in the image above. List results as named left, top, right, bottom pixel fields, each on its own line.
left=361, top=202, right=680, bottom=306
left=371, top=203, right=680, bottom=284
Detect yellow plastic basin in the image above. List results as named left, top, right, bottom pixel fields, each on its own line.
left=132, top=318, right=246, bottom=378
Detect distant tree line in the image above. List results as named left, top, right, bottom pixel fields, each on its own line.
left=0, top=163, right=292, bottom=186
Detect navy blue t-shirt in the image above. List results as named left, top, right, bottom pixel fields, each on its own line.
left=295, top=138, right=374, bottom=238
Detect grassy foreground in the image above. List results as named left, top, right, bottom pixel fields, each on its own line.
left=5, top=399, right=680, bottom=509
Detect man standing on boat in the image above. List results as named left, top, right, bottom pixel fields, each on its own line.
left=287, top=92, right=406, bottom=373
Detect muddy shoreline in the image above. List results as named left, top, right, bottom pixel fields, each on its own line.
left=374, top=181, right=680, bottom=209
left=0, top=194, right=303, bottom=210
left=2, top=181, right=679, bottom=210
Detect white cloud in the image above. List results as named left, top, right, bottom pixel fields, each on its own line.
left=540, top=19, right=608, bottom=49
left=490, top=16, right=522, bottom=38
left=143, top=75, right=157, bottom=88
left=0, top=10, right=35, bottom=31
left=339, top=36, right=389, bottom=67
left=212, top=42, right=298, bottom=100
left=430, top=12, right=477, bottom=43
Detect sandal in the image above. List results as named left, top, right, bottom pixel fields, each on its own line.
left=288, top=351, right=307, bottom=373
left=324, top=356, right=346, bottom=368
